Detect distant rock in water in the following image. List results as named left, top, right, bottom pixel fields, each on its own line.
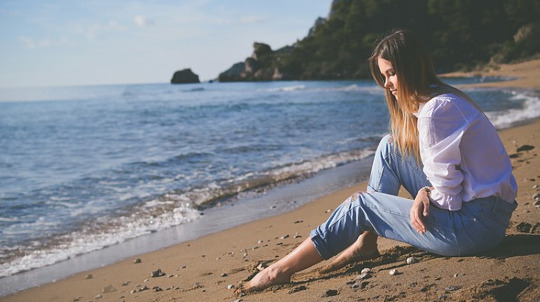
left=171, top=68, right=200, bottom=84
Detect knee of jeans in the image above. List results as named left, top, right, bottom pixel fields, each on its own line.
left=376, top=135, right=395, bottom=157
left=348, top=191, right=372, bottom=206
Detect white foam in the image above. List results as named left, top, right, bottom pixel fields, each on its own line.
left=0, top=217, right=18, bottom=222
left=333, top=84, right=362, bottom=91
left=269, top=149, right=375, bottom=181
left=486, top=91, right=540, bottom=129
left=266, top=85, right=306, bottom=92
left=0, top=203, right=200, bottom=278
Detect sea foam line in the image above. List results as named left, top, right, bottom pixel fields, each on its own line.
left=0, top=203, right=200, bottom=278
left=486, top=90, right=540, bottom=129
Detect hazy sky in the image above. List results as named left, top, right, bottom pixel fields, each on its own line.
left=0, top=0, right=331, bottom=87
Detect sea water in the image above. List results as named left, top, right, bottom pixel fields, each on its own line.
left=0, top=79, right=538, bottom=296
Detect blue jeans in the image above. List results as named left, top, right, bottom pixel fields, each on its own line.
left=310, top=135, right=517, bottom=258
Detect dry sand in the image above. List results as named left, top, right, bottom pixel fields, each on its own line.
left=2, top=59, right=539, bottom=302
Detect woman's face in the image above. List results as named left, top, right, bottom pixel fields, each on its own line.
left=377, top=57, right=398, bottom=100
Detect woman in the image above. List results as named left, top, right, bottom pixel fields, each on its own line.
left=237, top=29, right=517, bottom=294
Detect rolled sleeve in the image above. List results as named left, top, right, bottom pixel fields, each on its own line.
left=418, top=97, right=469, bottom=211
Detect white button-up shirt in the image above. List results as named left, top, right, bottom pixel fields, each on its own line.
left=415, top=93, right=517, bottom=211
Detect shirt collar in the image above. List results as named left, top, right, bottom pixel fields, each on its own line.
left=413, top=102, right=426, bottom=118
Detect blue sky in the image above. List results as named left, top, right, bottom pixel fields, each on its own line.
left=0, top=0, right=331, bottom=87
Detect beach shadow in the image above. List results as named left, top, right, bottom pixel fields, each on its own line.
left=301, top=245, right=436, bottom=283
left=482, top=234, right=540, bottom=258
left=299, top=235, right=540, bottom=284
left=240, top=235, right=540, bottom=295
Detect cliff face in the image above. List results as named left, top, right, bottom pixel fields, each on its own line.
left=218, top=42, right=291, bottom=82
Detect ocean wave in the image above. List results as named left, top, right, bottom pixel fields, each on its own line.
left=0, top=202, right=200, bottom=278
left=334, top=84, right=362, bottom=91
left=179, top=147, right=376, bottom=207
left=266, top=85, right=307, bottom=92
left=183, top=87, right=205, bottom=92
left=264, top=84, right=381, bottom=94
left=486, top=90, right=540, bottom=129
left=0, top=146, right=375, bottom=277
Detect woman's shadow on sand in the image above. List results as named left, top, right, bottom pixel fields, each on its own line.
left=313, top=233, right=540, bottom=281
left=483, top=233, right=540, bottom=258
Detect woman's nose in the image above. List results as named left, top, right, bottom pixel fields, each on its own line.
left=384, top=78, right=390, bottom=89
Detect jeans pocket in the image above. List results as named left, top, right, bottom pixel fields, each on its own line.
left=456, top=198, right=514, bottom=255
left=456, top=218, right=501, bottom=255
left=489, top=199, right=516, bottom=228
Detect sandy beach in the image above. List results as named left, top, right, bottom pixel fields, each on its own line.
left=2, top=59, right=539, bottom=302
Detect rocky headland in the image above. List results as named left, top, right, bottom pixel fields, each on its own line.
left=218, top=42, right=294, bottom=82
left=216, top=0, right=539, bottom=82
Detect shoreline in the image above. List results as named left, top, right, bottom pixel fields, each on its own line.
left=0, top=156, right=375, bottom=297
left=2, top=59, right=539, bottom=302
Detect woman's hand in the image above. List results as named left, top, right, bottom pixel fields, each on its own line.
left=410, top=187, right=433, bottom=234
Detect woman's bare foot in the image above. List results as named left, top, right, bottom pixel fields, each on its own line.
left=319, top=231, right=379, bottom=274
left=236, top=238, right=324, bottom=295
left=236, top=265, right=291, bottom=294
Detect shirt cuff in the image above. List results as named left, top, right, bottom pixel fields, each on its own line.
left=430, top=188, right=463, bottom=211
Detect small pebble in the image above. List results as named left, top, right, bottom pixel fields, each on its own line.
left=85, top=274, right=93, bottom=279
left=151, top=269, right=165, bottom=278
left=257, top=240, right=263, bottom=244
left=361, top=268, right=372, bottom=274
left=517, top=144, right=534, bottom=152
left=323, top=289, right=339, bottom=297
left=357, top=272, right=371, bottom=280
left=406, top=257, right=418, bottom=264
left=288, top=285, right=307, bottom=294
left=242, top=253, right=248, bottom=258
left=221, top=273, right=228, bottom=277
left=227, top=284, right=235, bottom=289
left=233, top=299, right=243, bottom=302
left=389, top=269, right=399, bottom=276
left=102, top=285, right=116, bottom=293
left=280, top=234, right=289, bottom=239
left=94, top=294, right=103, bottom=300
left=153, top=286, right=163, bottom=292
left=533, top=185, right=538, bottom=189
left=445, top=285, right=462, bottom=292
left=533, top=193, right=540, bottom=200
left=134, top=258, right=142, bottom=264
left=352, top=281, right=369, bottom=289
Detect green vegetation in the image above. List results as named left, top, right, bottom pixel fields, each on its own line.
left=274, top=0, right=540, bottom=80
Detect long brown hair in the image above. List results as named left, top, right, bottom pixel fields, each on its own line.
left=369, top=29, right=478, bottom=162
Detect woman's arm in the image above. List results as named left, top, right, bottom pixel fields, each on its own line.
left=417, top=96, right=470, bottom=211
